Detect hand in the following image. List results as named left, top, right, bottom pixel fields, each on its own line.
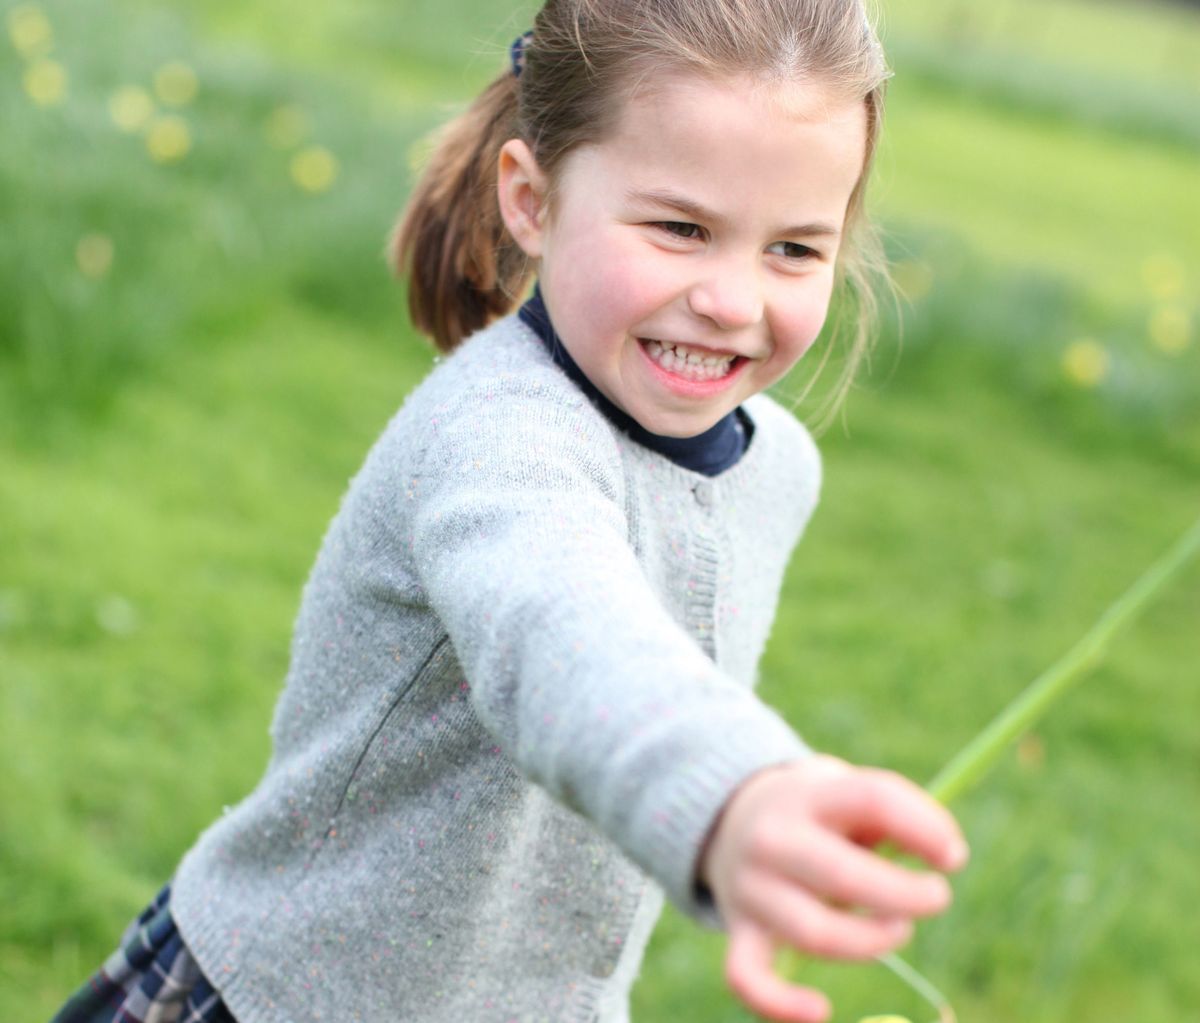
left=699, top=754, right=969, bottom=1022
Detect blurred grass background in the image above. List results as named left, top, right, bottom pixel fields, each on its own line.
left=1, top=0, right=1197, bottom=1019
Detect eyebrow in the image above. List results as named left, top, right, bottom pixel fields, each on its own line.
left=624, top=187, right=842, bottom=239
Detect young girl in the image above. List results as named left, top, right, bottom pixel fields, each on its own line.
left=55, top=1, right=967, bottom=1021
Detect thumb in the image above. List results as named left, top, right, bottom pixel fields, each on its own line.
left=725, top=921, right=832, bottom=1023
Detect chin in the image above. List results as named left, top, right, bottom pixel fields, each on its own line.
left=634, top=410, right=723, bottom=439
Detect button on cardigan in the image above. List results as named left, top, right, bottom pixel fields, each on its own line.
left=170, top=314, right=821, bottom=1023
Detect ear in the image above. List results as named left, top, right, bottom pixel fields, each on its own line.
left=497, top=139, right=549, bottom=259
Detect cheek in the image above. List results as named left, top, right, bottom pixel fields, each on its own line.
left=797, top=305, right=831, bottom=353
left=775, top=285, right=836, bottom=362
left=553, top=234, right=664, bottom=334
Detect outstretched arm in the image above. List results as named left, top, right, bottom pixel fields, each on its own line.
left=409, top=370, right=809, bottom=918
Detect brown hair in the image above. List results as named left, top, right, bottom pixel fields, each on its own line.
left=392, top=0, right=891, bottom=412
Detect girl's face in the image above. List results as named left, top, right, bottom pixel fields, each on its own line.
left=500, top=73, right=867, bottom=438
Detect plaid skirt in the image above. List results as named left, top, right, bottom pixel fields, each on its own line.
left=51, top=884, right=236, bottom=1023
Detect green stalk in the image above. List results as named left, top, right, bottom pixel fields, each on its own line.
left=779, top=514, right=1200, bottom=1022
left=878, top=951, right=955, bottom=1023
left=875, top=513, right=1200, bottom=1023
left=927, top=512, right=1200, bottom=805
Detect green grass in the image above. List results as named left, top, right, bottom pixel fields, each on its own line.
left=882, top=0, right=1200, bottom=93
left=0, top=0, right=432, bottom=422
left=0, top=306, right=435, bottom=1012
left=3, top=0, right=1199, bottom=1019
left=875, top=76, right=1200, bottom=311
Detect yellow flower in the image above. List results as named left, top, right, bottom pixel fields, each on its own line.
left=7, top=4, right=53, bottom=58
left=1062, top=339, right=1110, bottom=389
left=153, top=60, right=198, bottom=106
left=264, top=104, right=309, bottom=149
left=1148, top=306, right=1192, bottom=356
left=76, top=234, right=115, bottom=279
left=1141, top=254, right=1184, bottom=302
left=109, top=85, right=156, bottom=133
left=290, top=145, right=338, bottom=194
left=145, top=115, right=192, bottom=164
left=23, top=57, right=66, bottom=106
left=891, top=259, right=934, bottom=303
left=859, top=1016, right=914, bottom=1023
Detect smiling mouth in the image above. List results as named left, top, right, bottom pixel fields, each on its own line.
left=641, top=339, right=742, bottom=381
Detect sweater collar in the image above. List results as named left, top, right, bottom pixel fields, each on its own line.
left=518, top=288, right=750, bottom=477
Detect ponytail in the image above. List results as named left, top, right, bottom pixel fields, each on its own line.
left=391, top=71, right=532, bottom=352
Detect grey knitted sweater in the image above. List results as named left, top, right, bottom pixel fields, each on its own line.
left=172, top=315, right=818, bottom=1023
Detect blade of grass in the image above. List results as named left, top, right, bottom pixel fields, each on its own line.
left=878, top=951, right=955, bottom=1023
left=781, top=513, right=1200, bottom=1020
left=927, top=512, right=1200, bottom=805
left=880, top=514, right=1200, bottom=1022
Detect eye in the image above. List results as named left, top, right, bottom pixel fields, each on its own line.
left=767, top=240, right=818, bottom=260
left=657, top=221, right=704, bottom=241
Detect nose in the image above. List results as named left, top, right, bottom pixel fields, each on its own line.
left=686, top=258, right=765, bottom=330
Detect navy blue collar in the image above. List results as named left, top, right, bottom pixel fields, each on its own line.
left=518, top=289, right=750, bottom=477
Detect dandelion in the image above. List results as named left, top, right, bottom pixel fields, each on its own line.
left=145, top=114, right=191, bottom=163
left=23, top=57, right=66, bottom=106
left=76, top=234, right=114, bottom=279
left=1061, top=339, right=1109, bottom=389
left=265, top=104, right=309, bottom=149
left=109, top=85, right=155, bottom=133
left=1140, top=254, right=1184, bottom=302
left=153, top=60, right=198, bottom=106
left=7, top=4, right=52, bottom=58
left=1148, top=306, right=1191, bottom=356
left=891, top=260, right=934, bottom=303
left=290, top=145, right=338, bottom=193
left=859, top=1017, right=914, bottom=1023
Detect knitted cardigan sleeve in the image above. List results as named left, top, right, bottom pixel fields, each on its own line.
left=408, top=360, right=809, bottom=922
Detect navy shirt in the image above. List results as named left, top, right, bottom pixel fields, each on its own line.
left=519, top=289, right=751, bottom=477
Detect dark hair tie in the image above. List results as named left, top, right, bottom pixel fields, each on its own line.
left=510, top=30, right=533, bottom=78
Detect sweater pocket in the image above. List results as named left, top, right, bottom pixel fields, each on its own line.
left=316, top=633, right=454, bottom=846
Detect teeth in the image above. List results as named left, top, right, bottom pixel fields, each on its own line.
left=644, top=339, right=737, bottom=381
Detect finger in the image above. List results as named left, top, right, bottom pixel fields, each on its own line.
left=726, top=921, right=832, bottom=1023
left=785, top=826, right=952, bottom=918
left=813, top=769, right=969, bottom=872
left=742, top=876, right=914, bottom=961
